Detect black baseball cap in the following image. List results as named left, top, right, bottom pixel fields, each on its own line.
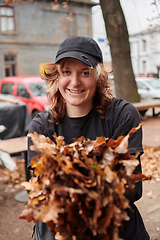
left=55, top=36, right=103, bottom=68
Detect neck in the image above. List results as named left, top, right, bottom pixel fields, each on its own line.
left=66, top=104, right=92, bottom=117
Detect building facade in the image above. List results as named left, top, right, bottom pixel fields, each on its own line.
left=94, top=27, right=160, bottom=78
left=0, top=0, right=95, bottom=79
left=130, top=28, right=160, bottom=78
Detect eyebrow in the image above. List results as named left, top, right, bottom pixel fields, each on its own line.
left=62, top=66, right=90, bottom=71
left=81, top=68, right=90, bottom=70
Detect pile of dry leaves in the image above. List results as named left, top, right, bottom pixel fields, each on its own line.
left=0, top=157, right=26, bottom=185
left=19, top=125, right=150, bottom=240
left=141, top=147, right=160, bottom=182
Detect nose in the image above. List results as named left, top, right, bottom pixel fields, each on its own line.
left=70, top=72, right=80, bottom=87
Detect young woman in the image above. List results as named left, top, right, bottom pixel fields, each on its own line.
left=28, top=36, right=149, bottom=240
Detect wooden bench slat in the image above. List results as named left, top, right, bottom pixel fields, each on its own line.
left=0, top=136, right=27, bottom=155
left=133, top=100, right=160, bottom=111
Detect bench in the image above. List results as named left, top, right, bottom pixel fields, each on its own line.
left=133, top=99, right=160, bottom=117
left=0, top=136, right=31, bottom=202
left=0, top=136, right=30, bottom=181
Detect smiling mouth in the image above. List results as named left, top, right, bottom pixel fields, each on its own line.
left=68, top=89, right=84, bottom=93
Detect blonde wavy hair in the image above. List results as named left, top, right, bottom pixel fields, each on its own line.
left=40, top=60, right=113, bottom=124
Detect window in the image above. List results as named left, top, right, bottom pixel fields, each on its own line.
left=17, top=84, right=31, bottom=98
left=0, top=6, right=15, bottom=33
left=1, top=83, right=14, bottom=94
left=136, top=82, right=148, bottom=90
left=28, top=82, right=46, bottom=96
left=67, top=10, right=77, bottom=37
left=142, top=60, right=146, bottom=72
left=4, top=55, right=17, bottom=77
left=142, top=39, right=147, bottom=52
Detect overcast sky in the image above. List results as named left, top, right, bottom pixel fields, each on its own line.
left=92, top=0, right=160, bottom=40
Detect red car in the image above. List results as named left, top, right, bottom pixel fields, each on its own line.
left=0, top=75, right=50, bottom=118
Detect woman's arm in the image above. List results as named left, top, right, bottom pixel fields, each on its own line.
left=109, top=99, right=144, bottom=203
left=27, top=112, right=55, bottom=169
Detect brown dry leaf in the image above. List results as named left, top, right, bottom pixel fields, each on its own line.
left=62, top=21, right=68, bottom=27
left=62, top=2, right=68, bottom=8
left=19, top=207, right=34, bottom=223
left=51, top=4, right=59, bottom=10
left=66, top=16, right=73, bottom=22
left=104, top=165, right=115, bottom=183
left=119, top=159, right=139, bottom=176
left=85, top=22, right=89, bottom=28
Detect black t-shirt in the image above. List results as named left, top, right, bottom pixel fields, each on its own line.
left=28, top=97, right=149, bottom=240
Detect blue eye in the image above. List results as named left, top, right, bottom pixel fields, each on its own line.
left=62, top=70, right=70, bottom=75
left=82, top=71, right=90, bottom=76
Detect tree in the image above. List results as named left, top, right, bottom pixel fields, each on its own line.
left=99, top=0, right=140, bottom=102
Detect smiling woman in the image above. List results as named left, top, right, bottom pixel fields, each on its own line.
left=27, top=36, right=149, bottom=240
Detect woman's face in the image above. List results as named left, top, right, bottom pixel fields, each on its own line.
left=58, top=58, right=97, bottom=117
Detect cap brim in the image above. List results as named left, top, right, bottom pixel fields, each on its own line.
left=55, top=51, right=98, bottom=68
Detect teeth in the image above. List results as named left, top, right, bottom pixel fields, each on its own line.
left=69, top=90, right=82, bottom=93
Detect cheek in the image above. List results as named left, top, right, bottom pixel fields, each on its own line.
left=88, top=80, right=97, bottom=94
left=58, top=78, right=66, bottom=91
left=58, top=82, right=64, bottom=98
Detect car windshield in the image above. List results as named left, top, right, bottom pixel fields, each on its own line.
left=146, top=79, right=160, bottom=89
left=28, top=82, right=46, bottom=96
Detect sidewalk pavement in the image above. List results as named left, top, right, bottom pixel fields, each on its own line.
left=141, top=116, right=160, bottom=148
left=136, top=116, right=160, bottom=239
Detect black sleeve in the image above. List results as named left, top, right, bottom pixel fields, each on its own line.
left=107, top=99, right=143, bottom=203
left=27, top=111, right=55, bottom=169
left=111, top=99, right=143, bottom=155
left=124, top=155, right=142, bottom=202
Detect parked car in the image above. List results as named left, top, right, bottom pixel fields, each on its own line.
left=135, top=77, right=160, bottom=99
left=0, top=76, right=50, bottom=118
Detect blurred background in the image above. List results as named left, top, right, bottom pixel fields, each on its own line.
left=0, top=1, right=160, bottom=239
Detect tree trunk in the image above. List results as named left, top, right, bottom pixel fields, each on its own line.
left=99, top=0, right=140, bottom=103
